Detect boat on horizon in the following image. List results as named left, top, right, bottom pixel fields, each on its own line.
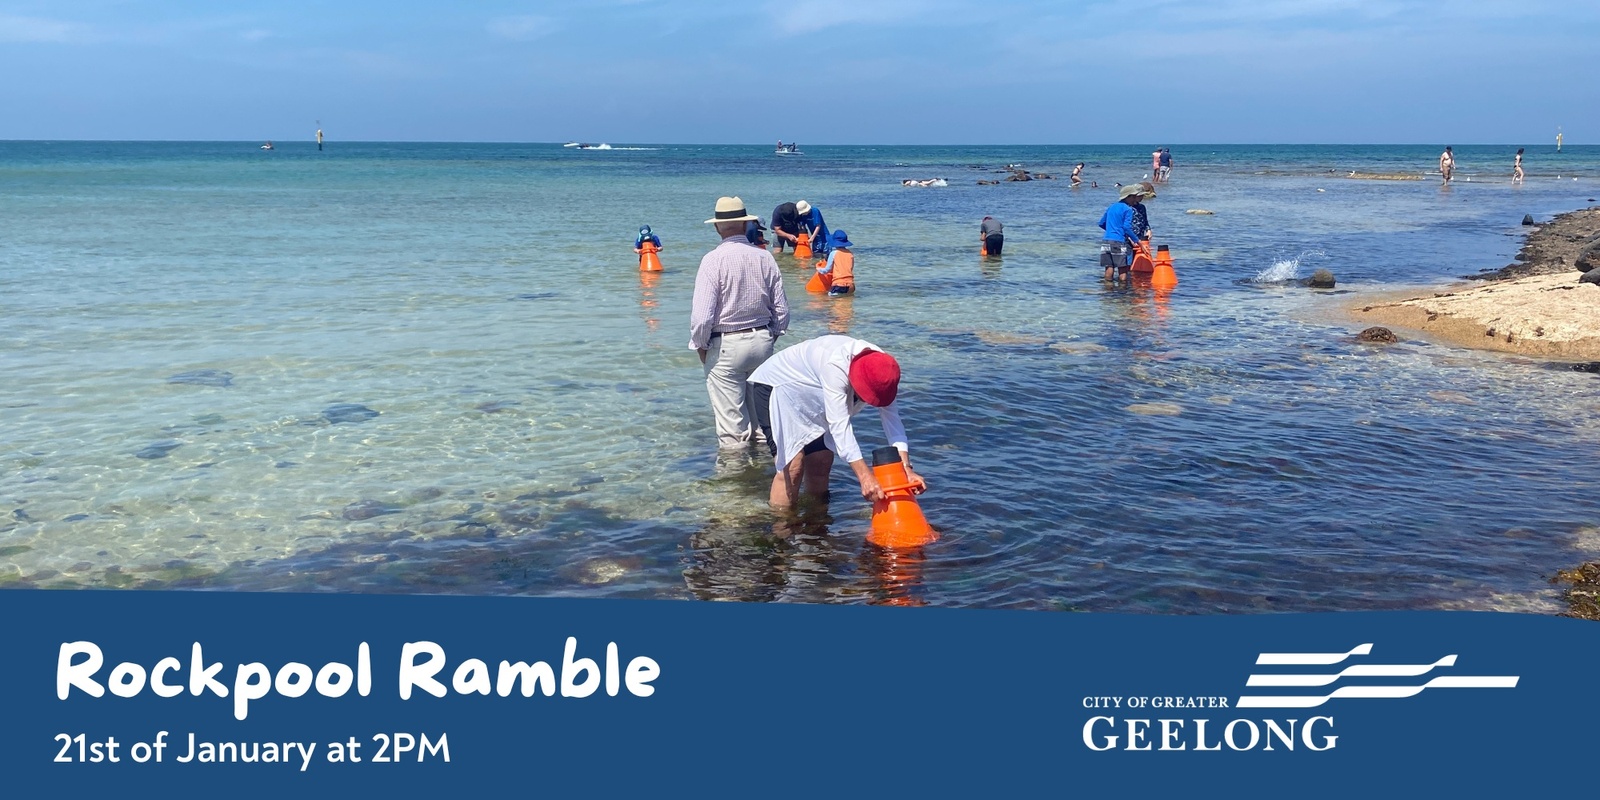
left=566, top=142, right=611, bottom=150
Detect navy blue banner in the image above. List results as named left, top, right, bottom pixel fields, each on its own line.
left=1, top=591, right=1590, bottom=797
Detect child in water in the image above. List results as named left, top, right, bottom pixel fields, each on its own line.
left=817, top=230, right=856, bottom=295
left=633, top=225, right=662, bottom=254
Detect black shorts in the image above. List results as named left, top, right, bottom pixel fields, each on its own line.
left=984, top=233, right=1003, bottom=255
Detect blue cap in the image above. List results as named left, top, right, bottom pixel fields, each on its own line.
left=639, top=225, right=651, bottom=236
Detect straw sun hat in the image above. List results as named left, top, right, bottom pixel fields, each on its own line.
left=795, top=200, right=812, bottom=215
left=704, top=196, right=760, bottom=224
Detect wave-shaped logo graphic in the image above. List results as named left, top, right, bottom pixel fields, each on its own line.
left=1238, top=644, right=1517, bottom=709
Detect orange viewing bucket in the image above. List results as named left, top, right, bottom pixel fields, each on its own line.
left=806, top=265, right=831, bottom=293
left=866, top=446, right=937, bottom=549
left=1131, top=241, right=1154, bottom=273
left=794, top=231, right=813, bottom=259
left=638, top=241, right=662, bottom=272
left=1150, top=244, right=1177, bottom=288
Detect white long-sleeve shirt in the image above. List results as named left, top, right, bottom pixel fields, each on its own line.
left=749, top=335, right=908, bottom=465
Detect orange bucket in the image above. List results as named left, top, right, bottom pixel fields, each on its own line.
left=866, top=446, right=936, bottom=548
left=638, top=241, right=662, bottom=272
left=1150, top=244, right=1177, bottom=288
left=1130, top=241, right=1154, bottom=273
left=794, top=231, right=813, bottom=259
left=806, top=267, right=832, bottom=293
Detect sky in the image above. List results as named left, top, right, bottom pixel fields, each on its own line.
left=2, top=0, right=1595, bottom=144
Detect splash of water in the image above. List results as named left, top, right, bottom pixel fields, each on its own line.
left=1251, top=250, right=1325, bottom=283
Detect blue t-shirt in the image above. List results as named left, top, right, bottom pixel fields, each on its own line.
left=634, top=234, right=662, bottom=249
left=805, top=208, right=831, bottom=255
left=1098, top=202, right=1138, bottom=243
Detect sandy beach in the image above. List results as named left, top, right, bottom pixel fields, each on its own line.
left=1349, top=206, right=1600, bottom=360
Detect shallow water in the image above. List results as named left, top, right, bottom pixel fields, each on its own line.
left=2, top=142, right=1599, bottom=611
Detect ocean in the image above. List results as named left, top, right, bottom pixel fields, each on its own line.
left=2, top=141, right=1598, bottom=611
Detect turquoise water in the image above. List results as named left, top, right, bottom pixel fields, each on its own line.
left=3, top=141, right=1599, bottom=610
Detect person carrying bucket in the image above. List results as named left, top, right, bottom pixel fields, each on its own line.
left=796, top=200, right=831, bottom=257
left=815, top=230, right=856, bottom=295
left=748, top=335, right=925, bottom=508
left=980, top=216, right=1003, bottom=256
left=771, top=201, right=802, bottom=253
left=634, top=225, right=663, bottom=254
left=1098, top=185, right=1145, bottom=283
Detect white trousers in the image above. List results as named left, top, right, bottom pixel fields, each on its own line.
left=704, top=329, right=775, bottom=448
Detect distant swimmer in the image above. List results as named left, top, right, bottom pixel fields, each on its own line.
left=1158, top=148, right=1173, bottom=182
left=1439, top=146, right=1455, bottom=183
left=316, top=128, right=324, bottom=151
left=1151, top=148, right=1161, bottom=178
left=1071, top=163, right=1085, bottom=186
left=261, top=141, right=274, bottom=150
left=1513, top=148, right=1524, bottom=183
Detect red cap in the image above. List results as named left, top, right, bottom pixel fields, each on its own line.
left=848, top=350, right=900, bottom=407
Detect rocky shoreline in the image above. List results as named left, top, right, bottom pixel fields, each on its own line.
left=1349, top=206, right=1600, bottom=360
left=1346, top=206, right=1600, bottom=620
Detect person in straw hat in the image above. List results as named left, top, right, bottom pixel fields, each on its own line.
left=689, top=196, right=790, bottom=450
left=748, top=335, right=925, bottom=508
left=794, top=200, right=831, bottom=257
left=1098, top=184, right=1148, bottom=284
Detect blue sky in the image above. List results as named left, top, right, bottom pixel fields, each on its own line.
left=2, top=0, right=1595, bottom=143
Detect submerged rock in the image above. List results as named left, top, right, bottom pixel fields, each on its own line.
left=322, top=403, right=380, bottom=424
left=134, top=440, right=183, bottom=459
left=1580, top=269, right=1600, bottom=286
left=342, top=500, right=401, bottom=520
left=166, top=369, right=233, bottom=387
left=568, top=557, right=638, bottom=586
left=1186, top=209, right=1215, bottom=215
left=973, top=330, right=1050, bottom=346
left=1307, top=269, right=1337, bottom=288
left=1522, top=214, right=1536, bottom=226
left=1357, top=326, right=1400, bottom=344
left=1125, top=402, right=1184, bottom=416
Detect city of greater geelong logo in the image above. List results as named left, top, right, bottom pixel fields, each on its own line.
left=1081, top=643, right=1519, bottom=752
left=1239, top=643, right=1519, bottom=708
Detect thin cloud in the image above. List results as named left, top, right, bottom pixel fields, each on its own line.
left=0, top=14, right=95, bottom=43
left=488, top=15, right=559, bottom=41
left=764, top=0, right=967, bottom=35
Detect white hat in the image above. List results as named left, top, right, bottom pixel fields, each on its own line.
left=795, top=200, right=812, bottom=215
left=704, top=196, right=759, bottom=224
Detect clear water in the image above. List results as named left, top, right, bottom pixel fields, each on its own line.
left=3, top=141, right=1599, bottom=611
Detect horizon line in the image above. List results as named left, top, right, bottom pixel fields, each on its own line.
left=1, top=139, right=1587, bottom=148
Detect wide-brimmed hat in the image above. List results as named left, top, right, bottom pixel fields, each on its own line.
left=704, top=196, right=759, bottom=224
left=849, top=350, right=900, bottom=407
left=795, top=200, right=812, bottom=215
left=1118, top=184, right=1144, bottom=200
left=830, top=229, right=853, bottom=249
